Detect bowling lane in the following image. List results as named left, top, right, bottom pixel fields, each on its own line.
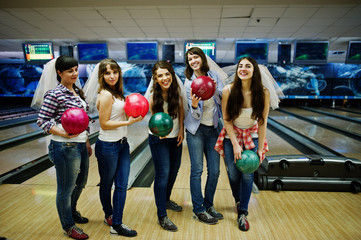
left=0, top=121, right=39, bottom=141
left=269, top=110, right=361, bottom=160
left=0, top=120, right=99, bottom=176
left=283, top=107, right=361, bottom=135
left=310, top=107, right=361, bottom=120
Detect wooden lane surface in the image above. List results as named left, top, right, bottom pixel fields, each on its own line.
left=284, top=107, right=361, bottom=135
left=270, top=111, right=361, bottom=160
left=0, top=121, right=40, bottom=141
left=1, top=143, right=361, bottom=240
left=314, top=107, right=361, bottom=119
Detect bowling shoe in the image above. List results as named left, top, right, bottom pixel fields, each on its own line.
left=64, top=225, right=89, bottom=239
left=158, top=216, right=178, bottom=232
left=193, top=211, right=218, bottom=225
left=104, top=215, right=113, bottom=226
left=206, top=206, right=224, bottom=220
left=110, top=224, right=137, bottom=237
left=72, top=210, right=89, bottom=224
left=166, top=200, right=182, bottom=212
left=238, top=214, right=250, bottom=231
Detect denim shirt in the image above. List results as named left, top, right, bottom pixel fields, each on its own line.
left=184, top=70, right=224, bottom=135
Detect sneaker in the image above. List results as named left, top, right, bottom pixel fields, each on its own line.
left=158, top=216, right=178, bottom=232
left=64, top=225, right=89, bottom=239
left=206, top=206, right=224, bottom=220
left=110, top=224, right=137, bottom=237
left=104, top=215, right=113, bottom=226
left=238, top=214, right=250, bottom=231
left=193, top=211, right=218, bottom=225
left=72, top=210, right=89, bottom=224
left=166, top=200, right=182, bottom=212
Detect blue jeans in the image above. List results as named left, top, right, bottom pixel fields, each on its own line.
left=223, top=138, right=258, bottom=214
left=186, top=124, right=220, bottom=214
left=95, top=139, right=131, bottom=225
left=48, top=140, right=89, bottom=230
left=149, top=134, right=182, bottom=218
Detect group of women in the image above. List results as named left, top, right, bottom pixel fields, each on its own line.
left=33, top=46, right=282, bottom=239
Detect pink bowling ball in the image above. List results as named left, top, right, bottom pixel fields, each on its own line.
left=61, top=108, right=89, bottom=135
left=124, top=93, right=149, bottom=118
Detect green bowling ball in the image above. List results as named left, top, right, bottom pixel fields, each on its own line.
left=149, top=112, right=173, bottom=137
left=236, top=150, right=260, bottom=174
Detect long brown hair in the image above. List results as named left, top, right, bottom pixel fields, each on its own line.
left=184, top=47, right=210, bottom=79
left=151, top=61, right=181, bottom=119
left=226, top=57, right=265, bottom=125
left=97, top=59, right=125, bottom=100
left=55, top=56, right=85, bottom=100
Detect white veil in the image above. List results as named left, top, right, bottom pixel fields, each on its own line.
left=205, top=55, right=228, bottom=86
left=82, top=63, right=100, bottom=112
left=31, top=59, right=57, bottom=110
left=144, top=74, right=188, bottom=121
left=31, top=58, right=83, bottom=110
left=221, top=64, right=284, bottom=109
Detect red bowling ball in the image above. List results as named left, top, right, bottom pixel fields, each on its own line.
left=124, top=93, right=149, bottom=118
left=61, top=108, right=89, bottom=135
left=191, top=76, right=216, bottom=100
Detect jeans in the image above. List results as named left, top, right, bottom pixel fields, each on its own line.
left=48, top=140, right=89, bottom=230
left=95, top=139, right=131, bottom=225
left=186, top=124, right=220, bottom=214
left=148, top=134, right=182, bottom=218
left=223, top=138, right=258, bottom=213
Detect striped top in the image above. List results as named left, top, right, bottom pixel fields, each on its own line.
left=37, top=84, right=90, bottom=134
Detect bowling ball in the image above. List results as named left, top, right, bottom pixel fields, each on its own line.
left=191, top=76, right=216, bottom=100
left=61, top=108, right=89, bottom=135
left=149, top=112, right=173, bottom=137
left=236, top=150, right=260, bottom=174
left=124, top=93, right=149, bottom=118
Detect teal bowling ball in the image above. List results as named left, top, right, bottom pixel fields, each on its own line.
left=236, top=150, right=260, bottom=174
left=149, top=112, right=173, bottom=137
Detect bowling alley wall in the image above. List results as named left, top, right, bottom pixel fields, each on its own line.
left=1, top=62, right=360, bottom=101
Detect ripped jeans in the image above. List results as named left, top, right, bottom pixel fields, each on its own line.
left=48, top=140, right=89, bottom=230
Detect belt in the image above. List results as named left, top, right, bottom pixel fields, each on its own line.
left=119, top=137, right=127, bottom=144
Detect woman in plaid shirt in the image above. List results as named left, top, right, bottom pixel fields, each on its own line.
left=37, top=56, right=92, bottom=240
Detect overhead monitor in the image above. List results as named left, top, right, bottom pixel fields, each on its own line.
left=126, top=41, right=158, bottom=63
left=22, top=42, right=54, bottom=65
left=184, top=41, right=216, bottom=61
left=345, top=41, right=361, bottom=64
left=235, top=41, right=268, bottom=64
left=294, top=41, right=329, bottom=64
left=77, top=42, right=108, bottom=64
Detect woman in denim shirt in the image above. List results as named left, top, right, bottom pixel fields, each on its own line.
left=37, top=56, right=92, bottom=240
left=183, top=47, right=224, bottom=225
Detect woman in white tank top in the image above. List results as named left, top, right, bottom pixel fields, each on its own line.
left=215, top=57, right=271, bottom=232
left=93, top=59, right=142, bottom=237
left=147, top=61, right=185, bottom=232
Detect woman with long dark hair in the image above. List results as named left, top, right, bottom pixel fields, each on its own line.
left=36, top=56, right=91, bottom=239
left=145, top=61, right=185, bottom=232
left=215, top=57, right=281, bottom=232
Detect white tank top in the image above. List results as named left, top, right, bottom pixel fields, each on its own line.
left=225, top=85, right=258, bottom=138
left=200, top=98, right=215, bottom=126
left=149, top=101, right=180, bottom=138
left=98, top=97, right=127, bottom=142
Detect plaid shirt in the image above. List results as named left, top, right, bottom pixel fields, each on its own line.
left=37, top=84, right=89, bottom=134
left=214, top=123, right=269, bottom=159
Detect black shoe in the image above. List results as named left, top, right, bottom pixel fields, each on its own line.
left=72, top=210, right=89, bottom=224
left=158, top=216, right=178, bottom=232
left=110, top=224, right=137, bottom=237
left=193, top=211, right=218, bottom=225
left=166, top=200, right=182, bottom=212
left=206, top=206, right=224, bottom=220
